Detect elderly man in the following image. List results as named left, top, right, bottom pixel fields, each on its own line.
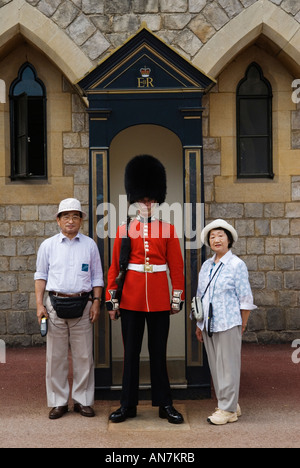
left=34, top=198, right=104, bottom=419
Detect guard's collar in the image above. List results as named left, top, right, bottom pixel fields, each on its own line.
left=136, top=215, right=156, bottom=223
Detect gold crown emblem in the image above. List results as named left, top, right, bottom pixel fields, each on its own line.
left=140, top=66, right=151, bottom=78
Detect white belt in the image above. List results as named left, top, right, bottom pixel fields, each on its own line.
left=128, top=263, right=167, bottom=273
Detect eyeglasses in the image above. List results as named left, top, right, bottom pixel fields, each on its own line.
left=60, top=214, right=81, bottom=222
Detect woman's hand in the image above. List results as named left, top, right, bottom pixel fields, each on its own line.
left=195, top=326, right=203, bottom=343
left=241, top=310, right=250, bottom=334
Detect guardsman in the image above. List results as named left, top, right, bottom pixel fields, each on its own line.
left=106, top=155, right=185, bottom=424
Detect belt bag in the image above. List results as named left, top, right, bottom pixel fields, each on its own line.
left=50, top=293, right=90, bottom=319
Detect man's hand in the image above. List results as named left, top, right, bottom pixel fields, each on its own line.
left=37, top=304, right=48, bottom=325
left=89, top=301, right=100, bottom=323
left=109, top=309, right=120, bottom=321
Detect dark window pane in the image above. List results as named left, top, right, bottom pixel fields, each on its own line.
left=239, top=99, right=269, bottom=135
left=9, top=63, right=47, bottom=179
left=239, top=137, right=270, bottom=175
left=238, top=64, right=270, bottom=95
left=28, top=99, right=45, bottom=176
left=236, top=63, right=273, bottom=179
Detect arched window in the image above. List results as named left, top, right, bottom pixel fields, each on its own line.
left=236, top=62, right=273, bottom=179
left=9, top=63, right=47, bottom=180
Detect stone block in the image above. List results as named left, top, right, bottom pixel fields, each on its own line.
left=247, top=308, right=265, bottom=331
left=247, top=238, right=264, bottom=255
left=7, top=311, right=25, bottom=335
left=271, top=219, right=289, bottom=236
left=0, top=293, right=11, bottom=309
left=160, top=0, right=187, bottom=12
left=264, top=203, right=285, bottom=218
left=284, top=271, right=300, bottom=289
left=188, top=0, right=207, bottom=13
left=281, top=238, right=300, bottom=255
left=17, top=239, right=36, bottom=256
left=267, top=308, right=286, bottom=331
left=210, top=203, right=243, bottom=219
left=82, top=0, right=105, bottom=14
left=255, top=220, right=270, bottom=236
left=12, top=293, right=29, bottom=311
left=202, top=2, right=229, bottom=31
left=67, top=14, right=96, bottom=46
left=286, top=309, right=300, bottom=330
left=21, top=206, right=38, bottom=221
left=266, top=271, right=283, bottom=290
left=0, top=239, right=16, bottom=256
left=258, top=256, right=275, bottom=271
left=133, top=0, right=159, bottom=13
left=235, top=219, right=254, bottom=236
left=275, top=255, right=294, bottom=271
left=244, top=203, right=263, bottom=218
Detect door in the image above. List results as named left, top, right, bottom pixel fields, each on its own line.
left=109, top=124, right=186, bottom=387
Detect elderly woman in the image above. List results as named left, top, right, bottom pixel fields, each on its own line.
left=195, top=219, right=256, bottom=425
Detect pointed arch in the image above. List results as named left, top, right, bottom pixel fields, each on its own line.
left=193, top=0, right=300, bottom=78
left=0, top=0, right=93, bottom=84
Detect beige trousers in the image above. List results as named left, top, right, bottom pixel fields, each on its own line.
left=202, top=326, right=242, bottom=413
left=45, top=295, right=94, bottom=408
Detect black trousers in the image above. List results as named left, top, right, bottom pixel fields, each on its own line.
left=120, top=309, right=172, bottom=408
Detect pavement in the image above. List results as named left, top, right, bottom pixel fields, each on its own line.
left=0, top=343, right=299, bottom=449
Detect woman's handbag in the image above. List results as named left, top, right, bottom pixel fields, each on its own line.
left=191, top=263, right=222, bottom=322
left=191, top=296, right=204, bottom=321
left=49, top=292, right=90, bottom=319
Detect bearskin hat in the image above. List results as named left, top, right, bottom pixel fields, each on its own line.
left=124, top=155, right=167, bottom=205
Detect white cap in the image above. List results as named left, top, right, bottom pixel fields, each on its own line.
left=56, top=198, right=87, bottom=219
left=201, top=219, right=238, bottom=247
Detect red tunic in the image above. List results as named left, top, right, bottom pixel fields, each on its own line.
left=106, top=217, right=185, bottom=312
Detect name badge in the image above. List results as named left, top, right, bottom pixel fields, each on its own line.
left=82, top=264, right=89, bottom=272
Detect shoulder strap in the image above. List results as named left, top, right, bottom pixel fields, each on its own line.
left=201, top=263, right=222, bottom=300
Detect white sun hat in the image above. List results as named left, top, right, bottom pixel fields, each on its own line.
left=55, top=198, right=87, bottom=219
left=201, top=219, right=238, bottom=247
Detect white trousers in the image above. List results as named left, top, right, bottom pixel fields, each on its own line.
left=45, top=295, right=94, bottom=408
left=202, top=326, right=242, bottom=413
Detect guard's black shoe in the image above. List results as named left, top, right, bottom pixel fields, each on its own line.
left=159, top=405, right=184, bottom=424
left=109, top=406, right=137, bottom=423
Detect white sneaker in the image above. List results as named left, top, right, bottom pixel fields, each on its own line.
left=207, top=409, right=238, bottom=425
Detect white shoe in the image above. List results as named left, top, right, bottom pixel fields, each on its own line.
left=237, top=403, right=242, bottom=417
left=207, top=409, right=238, bottom=425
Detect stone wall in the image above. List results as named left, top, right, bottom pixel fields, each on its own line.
left=0, top=85, right=89, bottom=347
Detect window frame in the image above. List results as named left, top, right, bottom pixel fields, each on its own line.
left=9, top=63, right=47, bottom=181
left=236, top=62, right=274, bottom=179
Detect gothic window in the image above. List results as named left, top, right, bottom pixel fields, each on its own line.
left=236, top=62, right=273, bottom=179
left=9, top=63, right=47, bottom=180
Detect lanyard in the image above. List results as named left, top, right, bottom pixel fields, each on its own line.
left=208, top=263, right=224, bottom=302
left=201, top=262, right=222, bottom=301
left=207, top=262, right=223, bottom=337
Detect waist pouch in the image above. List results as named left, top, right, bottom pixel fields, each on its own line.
left=49, top=293, right=90, bottom=319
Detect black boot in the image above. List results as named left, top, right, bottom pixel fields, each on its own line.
left=159, top=405, right=184, bottom=424
left=109, top=406, right=137, bottom=423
